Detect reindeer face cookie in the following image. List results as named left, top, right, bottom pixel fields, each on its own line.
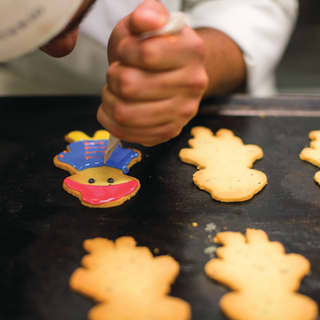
left=179, top=127, right=267, bottom=202
left=205, top=229, right=318, bottom=320
left=300, top=130, right=320, bottom=185
left=54, top=130, right=141, bottom=208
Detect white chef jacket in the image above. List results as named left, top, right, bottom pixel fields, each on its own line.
left=0, top=0, right=298, bottom=96
left=80, top=0, right=298, bottom=96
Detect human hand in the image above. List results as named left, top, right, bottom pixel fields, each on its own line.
left=97, top=0, right=208, bottom=146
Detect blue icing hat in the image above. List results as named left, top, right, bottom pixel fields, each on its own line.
left=57, top=140, right=139, bottom=174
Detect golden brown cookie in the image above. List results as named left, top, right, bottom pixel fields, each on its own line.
left=179, top=127, right=267, bottom=202
left=300, top=130, right=320, bottom=185
left=205, top=229, right=318, bottom=320
left=70, top=237, right=191, bottom=320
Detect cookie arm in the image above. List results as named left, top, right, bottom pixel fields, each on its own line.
left=179, top=148, right=206, bottom=168
left=214, top=231, right=246, bottom=246
left=244, top=145, right=264, bottom=163
left=300, top=148, right=320, bottom=167
left=205, top=259, right=243, bottom=291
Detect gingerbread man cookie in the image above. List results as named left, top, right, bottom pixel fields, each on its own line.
left=70, top=236, right=191, bottom=320
left=205, top=229, right=318, bottom=320
left=300, top=130, right=320, bottom=185
left=54, top=130, right=141, bottom=208
left=179, top=127, right=267, bottom=202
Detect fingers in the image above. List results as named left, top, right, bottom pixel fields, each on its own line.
left=97, top=104, right=182, bottom=146
left=100, top=86, right=174, bottom=127
left=107, top=61, right=208, bottom=101
left=118, top=27, right=205, bottom=71
left=102, top=0, right=208, bottom=147
left=129, top=0, right=169, bottom=35
left=97, top=85, right=199, bottom=146
left=107, top=0, right=168, bottom=63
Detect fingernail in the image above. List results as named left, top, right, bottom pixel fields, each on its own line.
left=143, top=8, right=167, bottom=25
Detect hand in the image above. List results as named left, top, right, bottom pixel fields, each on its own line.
left=97, top=0, right=208, bottom=146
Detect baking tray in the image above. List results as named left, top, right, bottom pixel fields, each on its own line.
left=0, top=95, right=319, bottom=320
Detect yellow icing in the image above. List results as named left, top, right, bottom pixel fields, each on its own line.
left=65, top=130, right=110, bottom=142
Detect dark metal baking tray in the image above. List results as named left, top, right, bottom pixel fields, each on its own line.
left=0, top=95, right=319, bottom=320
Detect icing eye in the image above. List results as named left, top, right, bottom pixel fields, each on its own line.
left=88, top=178, right=95, bottom=184
left=107, top=178, right=114, bottom=184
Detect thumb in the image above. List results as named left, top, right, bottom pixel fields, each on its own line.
left=129, top=0, right=169, bottom=35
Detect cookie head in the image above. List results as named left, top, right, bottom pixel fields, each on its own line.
left=63, top=167, right=140, bottom=208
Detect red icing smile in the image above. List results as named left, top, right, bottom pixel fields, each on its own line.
left=64, top=178, right=139, bottom=205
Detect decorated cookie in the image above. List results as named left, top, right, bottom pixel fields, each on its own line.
left=300, top=130, right=320, bottom=186
left=205, top=229, right=318, bottom=320
left=63, top=167, right=140, bottom=208
left=54, top=130, right=141, bottom=208
left=55, top=130, right=141, bottom=174
left=179, top=127, right=267, bottom=202
left=70, top=236, right=191, bottom=320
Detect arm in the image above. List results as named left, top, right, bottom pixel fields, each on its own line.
left=195, top=27, right=246, bottom=96
left=185, top=0, right=298, bottom=96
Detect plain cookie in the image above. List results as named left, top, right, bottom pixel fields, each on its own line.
left=179, top=127, right=267, bottom=202
left=70, top=237, right=191, bottom=320
left=205, top=229, right=318, bottom=320
left=300, top=130, right=320, bottom=185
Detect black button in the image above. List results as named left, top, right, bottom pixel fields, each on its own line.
left=107, top=178, right=114, bottom=184
left=88, top=178, right=95, bottom=184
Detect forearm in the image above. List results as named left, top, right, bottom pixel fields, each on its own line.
left=195, top=27, right=246, bottom=97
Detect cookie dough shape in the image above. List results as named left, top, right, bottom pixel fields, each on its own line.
left=70, top=237, right=191, bottom=320
left=54, top=130, right=141, bottom=208
left=179, top=127, right=267, bottom=202
left=205, top=229, right=318, bottom=320
left=300, top=130, right=320, bottom=185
